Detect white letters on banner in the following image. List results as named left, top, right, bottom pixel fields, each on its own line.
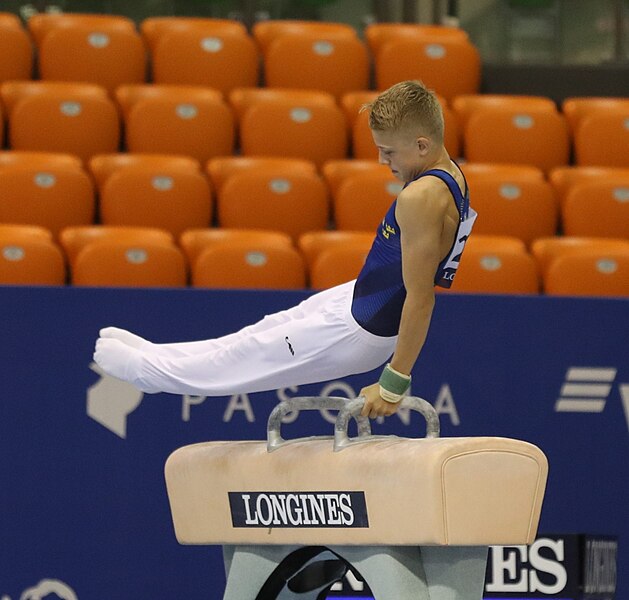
left=86, top=369, right=462, bottom=436
left=485, top=538, right=568, bottom=594
left=2, top=578, right=78, bottom=600
left=88, top=360, right=629, bottom=437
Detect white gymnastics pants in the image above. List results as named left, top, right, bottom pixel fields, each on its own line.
left=94, top=281, right=397, bottom=397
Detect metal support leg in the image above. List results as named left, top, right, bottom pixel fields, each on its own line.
left=331, top=545, right=431, bottom=599
left=420, top=546, right=489, bottom=600
left=223, top=544, right=488, bottom=600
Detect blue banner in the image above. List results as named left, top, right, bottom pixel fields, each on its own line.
left=0, top=287, right=627, bottom=599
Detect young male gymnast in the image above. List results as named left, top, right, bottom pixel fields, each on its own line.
left=94, top=80, right=477, bottom=419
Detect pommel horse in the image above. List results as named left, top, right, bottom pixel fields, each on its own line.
left=165, top=397, right=548, bottom=599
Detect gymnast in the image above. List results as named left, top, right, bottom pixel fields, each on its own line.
left=94, top=80, right=477, bottom=419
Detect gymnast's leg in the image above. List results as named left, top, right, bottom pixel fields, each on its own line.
left=99, top=283, right=347, bottom=360
left=94, top=282, right=396, bottom=396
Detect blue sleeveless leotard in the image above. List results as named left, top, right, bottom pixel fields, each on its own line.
left=350, top=167, right=477, bottom=337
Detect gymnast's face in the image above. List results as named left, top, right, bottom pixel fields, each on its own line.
left=371, top=128, right=431, bottom=183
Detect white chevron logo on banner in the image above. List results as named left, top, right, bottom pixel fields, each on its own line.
left=555, top=367, right=616, bottom=413
left=555, top=367, right=629, bottom=432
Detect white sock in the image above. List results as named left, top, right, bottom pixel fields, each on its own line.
left=99, top=327, right=153, bottom=352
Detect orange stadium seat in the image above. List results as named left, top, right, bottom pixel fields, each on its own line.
left=0, top=223, right=53, bottom=242
left=464, top=175, right=558, bottom=246
left=310, top=239, right=371, bottom=289
left=59, top=225, right=175, bottom=268
left=140, top=16, right=247, bottom=51
left=263, top=34, right=369, bottom=99
left=444, top=247, right=540, bottom=294
left=0, top=80, right=108, bottom=115
left=180, top=228, right=293, bottom=266
left=72, top=240, right=187, bottom=287
left=0, top=164, right=95, bottom=237
left=89, top=153, right=200, bottom=188
left=252, top=19, right=357, bottom=54
left=228, top=87, right=336, bottom=121
left=562, top=181, right=629, bottom=238
left=0, top=18, right=33, bottom=83
left=374, top=37, right=481, bottom=102
left=544, top=251, right=629, bottom=297
left=365, top=22, right=468, bottom=56
left=348, top=92, right=461, bottom=159
left=350, top=110, right=379, bottom=160
left=464, top=107, right=569, bottom=172
left=548, top=166, right=629, bottom=207
left=462, top=162, right=545, bottom=181
left=298, top=230, right=373, bottom=275
left=561, top=96, right=629, bottom=132
left=333, top=171, right=403, bottom=231
left=27, top=12, right=136, bottom=46
left=0, top=235, right=66, bottom=286
left=151, top=28, right=259, bottom=94
left=0, top=150, right=83, bottom=171
left=218, top=169, right=328, bottom=241
left=38, top=25, right=146, bottom=93
left=120, top=88, right=234, bottom=163
left=0, top=102, right=4, bottom=143
left=531, top=236, right=629, bottom=277
left=192, top=241, right=306, bottom=290
left=239, top=99, right=347, bottom=168
left=573, top=109, right=629, bottom=167
left=452, top=95, right=557, bottom=129
left=464, top=234, right=528, bottom=254
left=3, top=81, right=119, bottom=162
left=114, top=83, right=223, bottom=119
left=339, top=91, right=378, bottom=128
left=206, top=156, right=317, bottom=193
left=99, top=166, right=213, bottom=237
left=0, top=12, right=23, bottom=28
left=321, top=159, right=390, bottom=197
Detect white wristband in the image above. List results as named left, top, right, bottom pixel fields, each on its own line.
left=379, top=386, right=404, bottom=404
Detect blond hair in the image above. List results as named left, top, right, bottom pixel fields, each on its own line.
left=363, top=80, right=444, bottom=143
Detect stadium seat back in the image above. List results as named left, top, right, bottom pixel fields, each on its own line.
left=574, top=110, right=629, bottom=168
left=60, top=225, right=175, bottom=267
left=465, top=107, right=569, bottom=172
left=73, top=240, right=187, bottom=287
left=218, top=170, right=328, bottom=241
left=180, top=228, right=293, bottom=266
left=0, top=238, right=65, bottom=285
left=375, top=37, right=481, bottom=102
left=333, top=172, right=403, bottom=231
left=240, top=101, right=347, bottom=168
left=152, top=29, right=259, bottom=94
left=100, top=166, right=213, bottom=237
left=264, top=34, right=369, bottom=99
left=562, top=181, right=629, bottom=238
left=192, top=242, right=306, bottom=290
left=39, top=25, right=146, bottom=93
left=0, top=165, right=95, bottom=237
left=9, top=92, right=120, bottom=162
left=544, top=251, right=629, bottom=297
left=445, top=248, right=540, bottom=294
left=125, top=97, right=234, bottom=163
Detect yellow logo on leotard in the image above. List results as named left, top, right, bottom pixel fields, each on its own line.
left=381, top=220, right=397, bottom=239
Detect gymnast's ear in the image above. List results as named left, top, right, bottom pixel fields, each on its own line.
left=416, top=136, right=431, bottom=155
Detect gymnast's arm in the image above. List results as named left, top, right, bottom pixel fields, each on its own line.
left=360, top=179, right=447, bottom=418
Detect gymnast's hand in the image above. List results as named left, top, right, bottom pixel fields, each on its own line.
left=359, top=383, right=401, bottom=418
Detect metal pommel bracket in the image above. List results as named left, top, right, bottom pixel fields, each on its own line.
left=266, top=396, right=372, bottom=452
left=334, top=396, right=440, bottom=451
left=266, top=395, right=440, bottom=452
